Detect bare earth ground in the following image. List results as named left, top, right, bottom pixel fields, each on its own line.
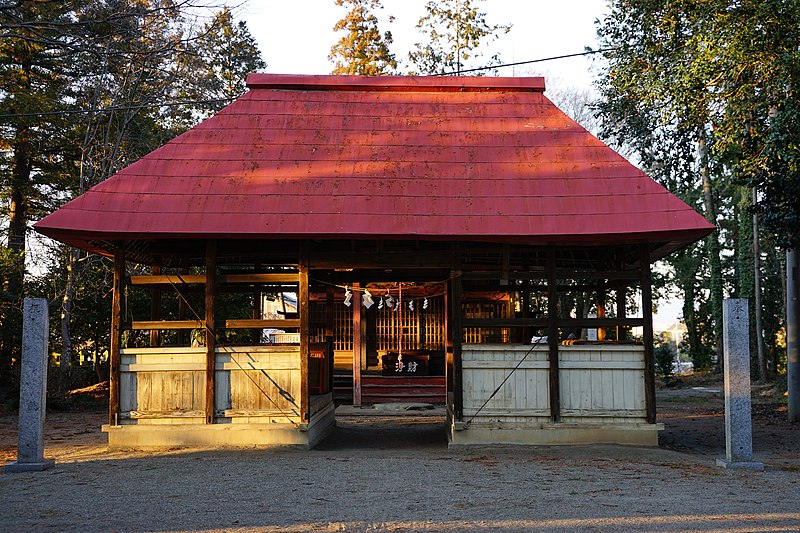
left=1, top=378, right=799, bottom=532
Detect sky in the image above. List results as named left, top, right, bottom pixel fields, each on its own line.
left=239, top=0, right=610, bottom=91
left=235, top=0, right=683, bottom=330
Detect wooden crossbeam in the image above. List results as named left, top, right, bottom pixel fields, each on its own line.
left=128, top=273, right=300, bottom=286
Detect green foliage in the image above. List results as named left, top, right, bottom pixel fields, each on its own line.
left=654, top=334, right=675, bottom=380
left=329, top=0, right=397, bottom=76
left=174, top=8, right=267, bottom=127
left=0, top=1, right=269, bottom=389
left=408, top=0, right=510, bottom=75
left=594, top=0, right=796, bottom=377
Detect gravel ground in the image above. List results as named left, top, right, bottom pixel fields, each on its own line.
left=1, top=392, right=799, bottom=532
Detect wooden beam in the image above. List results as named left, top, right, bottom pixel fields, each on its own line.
left=555, top=318, right=644, bottom=328
left=224, top=319, right=300, bottom=329
left=299, top=244, right=310, bottom=422
left=547, top=248, right=561, bottom=422
left=129, top=273, right=300, bottom=286
left=459, top=317, right=643, bottom=329
left=352, top=281, right=362, bottom=406
left=309, top=252, right=451, bottom=270
left=109, top=245, right=125, bottom=426
left=129, top=320, right=203, bottom=330
left=640, top=249, right=657, bottom=424
left=150, top=264, right=161, bottom=347
left=204, top=240, right=217, bottom=425
left=462, top=271, right=547, bottom=281
left=223, top=273, right=300, bottom=284
left=555, top=270, right=641, bottom=280
left=129, top=274, right=206, bottom=285
left=462, top=318, right=549, bottom=328
left=451, top=255, right=464, bottom=421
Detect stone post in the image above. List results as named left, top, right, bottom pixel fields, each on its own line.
left=4, top=298, right=55, bottom=473
left=716, top=298, right=763, bottom=470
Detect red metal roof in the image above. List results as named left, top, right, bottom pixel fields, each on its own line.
left=35, top=74, right=713, bottom=255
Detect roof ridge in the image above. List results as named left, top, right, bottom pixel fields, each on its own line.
left=246, top=73, right=546, bottom=93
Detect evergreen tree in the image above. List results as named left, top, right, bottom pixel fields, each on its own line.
left=174, top=7, right=266, bottom=127
left=593, top=0, right=798, bottom=379
left=329, top=0, right=396, bottom=76
left=409, top=0, right=510, bottom=75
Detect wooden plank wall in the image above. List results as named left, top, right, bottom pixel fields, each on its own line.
left=559, top=345, right=646, bottom=423
left=118, top=346, right=303, bottom=425
left=217, top=347, right=302, bottom=424
left=120, top=347, right=206, bottom=424
left=461, top=344, right=648, bottom=429
left=462, top=345, right=550, bottom=428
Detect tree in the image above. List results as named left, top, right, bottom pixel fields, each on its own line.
left=592, top=0, right=799, bottom=389
left=329, top=0, right=396, bottom=76
left=0, top=1, right=269, bottom=392
left=593, top=1, right=730, bottom=372
left=408, top=0, right=510, bottom=75
left=174, top=7, right=266, bottom=127
left=0, top=1, right=77, bottom=383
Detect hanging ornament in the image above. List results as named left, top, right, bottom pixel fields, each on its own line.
left=378, top=297, right=384, bottom=310
left=409, top=300, right=414, bottom=311
left=385, top=291, right=395, bottom=309
left=343, top=287, right=352, bottom=307
left=423, top=297, right=429, bottom=310
left=362, top=289, right=374, bottom=309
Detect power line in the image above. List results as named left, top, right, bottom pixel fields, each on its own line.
left=434, top=47, right=618, bottom=76
left=0, top=97, right=235, bottom=120
left=0, top=48, right=619, bottom=120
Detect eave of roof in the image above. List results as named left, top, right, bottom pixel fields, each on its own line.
left=34, top=73, right=715, bottom=258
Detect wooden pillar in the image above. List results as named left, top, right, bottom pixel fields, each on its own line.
left=109, top=245, right=125, bottom=426
left=616, top=284, right=626, bottom=341
left=451, top=256, right=464, bottom=421
left=597, top=281, right=607, bottom=341
left=444, top=284, right=452, bottom=394
left=204, top=240, right=217, bottom=424
left=326, top=286, right=335, bottom=395
left=177, top=266, right=189, bottom=346
left=252, top=262, right=262, bottom=345
left=521, top=254, right=531, bottom=344
left=352, top=281, right=362, bottom=406
left=299, top=246, right=310, bottom=421
left=546, top=248, right=561, bottom=422
left=640, top=249, right=657, bottom=424
left=150, top=264, right=161, bottom=347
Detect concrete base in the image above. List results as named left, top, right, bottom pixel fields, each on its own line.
left=104, top=404, right=336, bottom=450
left=449, top=420, right=663, bottom=447
left=716, top=458, right=765, bottom=470
left=4, top=459, right=55, bottom=473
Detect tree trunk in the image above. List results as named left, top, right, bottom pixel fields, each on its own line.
left=752, top=188, right=768, bottom=381
left=59, top=247, right=79, bottom=386
left=682, top=279, right=700, bottom=367
left=7, top=126, right=32, bottom=291
left=787, top=249, right=799, bottom=423
left=698, top=132, right=724, bottom=371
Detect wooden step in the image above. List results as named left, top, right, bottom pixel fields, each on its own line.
left=334, top=374, right=447, bottom=404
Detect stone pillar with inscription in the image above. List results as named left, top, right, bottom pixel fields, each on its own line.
left=716, top=298, right=763, bottom=470
left=4, top=298, right=55, bottom=473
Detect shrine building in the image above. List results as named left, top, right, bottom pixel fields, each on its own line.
left=35, top=74, right=714, bottom=449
